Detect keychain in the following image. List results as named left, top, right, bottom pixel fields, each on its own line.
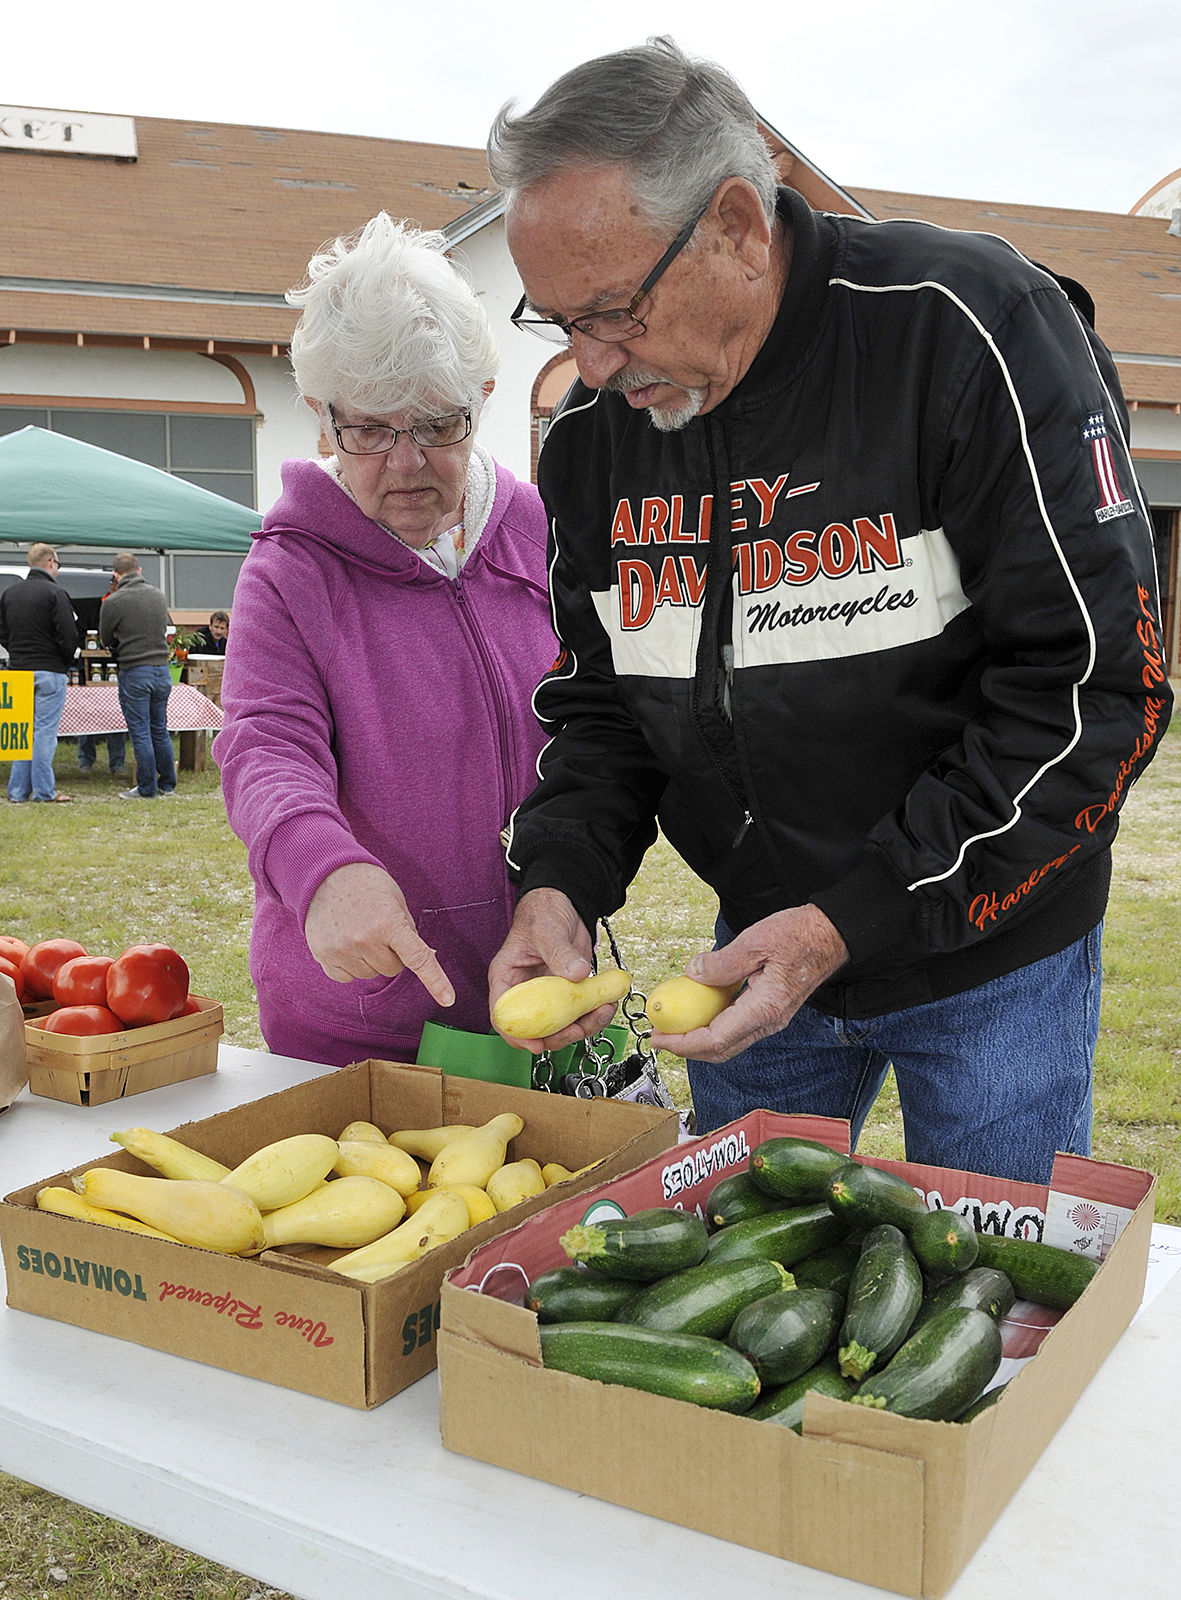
left=548, top=918, right=696, bottom=1135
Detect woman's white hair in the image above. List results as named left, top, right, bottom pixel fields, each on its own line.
left=287, top=213, right=499, bottom=417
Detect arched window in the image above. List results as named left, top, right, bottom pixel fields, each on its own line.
left=529, top=353, right=578, bottom=482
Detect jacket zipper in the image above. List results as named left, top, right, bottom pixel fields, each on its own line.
left=693, top=417, right=756, bottom=849
left=732, top=809, right=754, bottom=848
left=452, top=571, right=515, bottom=829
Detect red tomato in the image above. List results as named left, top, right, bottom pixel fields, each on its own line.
left=0, top=955, right=25, bottom=1002
left=20, top=938, right=88, bottom=1001
left=177, top=996, right=202, bottom=1016
left=39, top=1004, right=125, bottom=1036
left=105, top=944, right=190, bottom=1026
left=53, top=954, right=115, bottom=1009
left=0, top=935, right=31, bottom=965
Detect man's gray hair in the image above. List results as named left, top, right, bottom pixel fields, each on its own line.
left=488, top=36, right=779, bottom=235
left=286, top=213, right=499, bottom=419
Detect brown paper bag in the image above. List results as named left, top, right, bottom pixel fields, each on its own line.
left=1, top=972, right=28, bottom=1111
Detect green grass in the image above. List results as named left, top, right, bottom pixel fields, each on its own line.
left=0, top=1476, right=277, bottom=1600
left=0, top=721, right=1178, bottom=1595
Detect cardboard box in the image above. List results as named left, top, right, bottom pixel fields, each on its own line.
left=438, top=1112, right=1155, bottom=1598
left=24, top=996, right=223, bottom=1106
left=1, top=1059, right=678, bottom=1407
left=183, top=657, right=224, bottom=706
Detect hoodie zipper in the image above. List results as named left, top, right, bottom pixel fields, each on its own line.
left=452, top=567, right=515, bottom=827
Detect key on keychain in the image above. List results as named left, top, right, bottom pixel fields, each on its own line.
left=559, top=1053, right=646, bottom=1099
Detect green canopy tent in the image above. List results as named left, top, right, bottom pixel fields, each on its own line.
left=0, top=426, right=259, bottom=551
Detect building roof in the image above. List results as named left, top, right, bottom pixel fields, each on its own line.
left=849, top=188, right=1181, bottom=408
left=4, top=109, right=1179, bottom=413
left=0, top=112, right=495, bottom=351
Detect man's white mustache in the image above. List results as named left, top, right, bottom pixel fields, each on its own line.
left=604, top=369, right=666, bottom=393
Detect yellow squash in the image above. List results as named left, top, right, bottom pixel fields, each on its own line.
left=260, top=1175, right=406, bottom=1248
left=337, top=1120, right=388, bottom=1144
left=492, top=969, right=631, bottom=1040
left=37, top=1185, right=182, bottom=1241
left=333, top=1138, right=422, bottom=1197
left=646, top=975, right=740, bottom=1033
left=108, top=1127, right=230, bottom=1183
left=485, top=1158, right=546, bottom=1213
left=426, top=1113, right=525, bottom=1190
left=388, top=1124, right=476, bottom=1162
left=332, top=1188, right=470, bottom=1283
left=404, top=1184, right=498, bottom=1226
left=74, top=1169, right=265, bottom=1255
left=219, top=1133, right=340, bottom=1212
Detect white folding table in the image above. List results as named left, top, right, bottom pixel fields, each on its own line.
left=1, top=1044, right=1177, bottom=1600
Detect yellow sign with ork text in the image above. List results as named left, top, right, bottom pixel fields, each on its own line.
left=1, top=671, right=34, bottom=757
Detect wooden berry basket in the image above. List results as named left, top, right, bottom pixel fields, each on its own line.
left=24, top=997, right=223, bottom=1106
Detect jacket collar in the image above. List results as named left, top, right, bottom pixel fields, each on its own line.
left=718, top=187, right=838, bottom=412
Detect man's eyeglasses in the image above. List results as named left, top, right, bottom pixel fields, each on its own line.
left=511, top=200, right=710, bottom=346
left=327, top=404, right=472, bottom=455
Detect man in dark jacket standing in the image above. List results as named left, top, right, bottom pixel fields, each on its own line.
left=484, top=38, right=1172, bottom=1184
left=99, top=552, right=177, bottom=800
left=1, top=544, right=80, bottom=803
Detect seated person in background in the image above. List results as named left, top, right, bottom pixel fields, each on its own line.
left=77, top=733, right=127, bottom=776
left=190, top=610, right=230, bottom=654
left=213, top=213, right=555, bottom=1068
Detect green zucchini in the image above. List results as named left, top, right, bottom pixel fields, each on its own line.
left=618, top=1256, right=793, bottom=1337
left=790, top=1239, right=862, bottom=1297
left=749, top=1136, right=848, bottom=1202
left=956, top=1378, right=1011, bottom=1422
left=560, top=1207, right=710, bottom=1281
left=826, top=1160, right=928, bottom=1233
left=746, top=1354, right=857, bottom=1429
left=972, top=1232, right=1098, bottom=1309
left=705, top=1171, right=784, bottom=1229
left=706, top=1201, right=848, bottom=1268
left=908, top=1207, right=979, bottom=1277
left=838, top=1223, right=923, bottom=1380
left=525, top=1265, right=638, bottom=1324
left=539, top=1321, right=761, bottom=1412
left=851, top=1307, right=1003, bottom=1421
left=728, top=1286, right=843, bottom=1386
left=910, top=1265, right=1016, bottom=1333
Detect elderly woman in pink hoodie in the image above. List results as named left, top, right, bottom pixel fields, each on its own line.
left=215, top=214, right=555, bottom=1067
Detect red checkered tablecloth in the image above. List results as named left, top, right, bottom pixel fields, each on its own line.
left=60, top=683, right=224, bottom=737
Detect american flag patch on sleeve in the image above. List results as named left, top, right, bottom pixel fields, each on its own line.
left=1081, top=410, right=1135, bottom=523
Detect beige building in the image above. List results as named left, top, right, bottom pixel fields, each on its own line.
left=2, top=104, right=1178, bottom=665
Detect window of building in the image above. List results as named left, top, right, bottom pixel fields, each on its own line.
left=0, top=406, right=255, bottom=506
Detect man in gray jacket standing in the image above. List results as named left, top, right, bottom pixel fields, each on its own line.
left=100, top=552, right=178, bottom=799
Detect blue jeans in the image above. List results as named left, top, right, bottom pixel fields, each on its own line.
left=687, top=921, right=1102, bottom=1184
left=79, top=732, right=127, bottom=770
left=6, top=671, right=68, bottom=802
left=117, top=664, right=177, bottom=798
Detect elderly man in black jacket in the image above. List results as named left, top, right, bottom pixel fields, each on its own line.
left=0, top=543, right=80, bottom=803
left=485, top=37, right=1172, bottom=1184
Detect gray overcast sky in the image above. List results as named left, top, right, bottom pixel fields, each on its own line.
left=5, top=0, right=1178, bottom=215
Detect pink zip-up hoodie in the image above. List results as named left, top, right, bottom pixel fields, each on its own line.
left=214, top=455, right=555, bottom=1067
